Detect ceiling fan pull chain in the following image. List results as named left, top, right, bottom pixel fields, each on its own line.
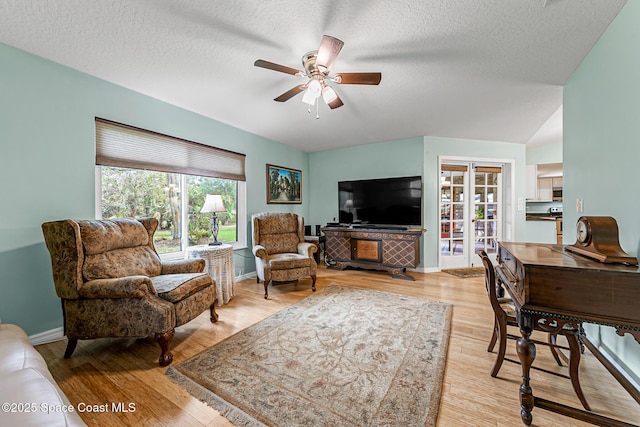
left=316, top=101, right=320, bottom=119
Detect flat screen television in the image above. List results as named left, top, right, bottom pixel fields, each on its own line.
left=338, top=176, right=422, bottom=227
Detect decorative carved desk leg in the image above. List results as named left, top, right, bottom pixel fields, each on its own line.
left=516, top=316, right=536, bottom=426
left=567, top=331, right=590, bottom=411
left=156, top=329, right=175, bottom=367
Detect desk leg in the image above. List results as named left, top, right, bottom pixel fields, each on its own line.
left=517, top=315, right=536, bottom=426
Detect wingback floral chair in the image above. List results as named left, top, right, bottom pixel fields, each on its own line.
left=252, top=212, right=317, bottom=299
left=41, top=218, right=218, bottom=366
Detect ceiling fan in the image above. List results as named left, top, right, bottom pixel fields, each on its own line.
left=254, top=35, right=382, bottom=115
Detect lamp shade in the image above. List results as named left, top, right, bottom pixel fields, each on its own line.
left=302, top=79, right=323, bottom=105
left=322, top=86, right=338, bottom=103
left=200, top=194, right=226, bottom=213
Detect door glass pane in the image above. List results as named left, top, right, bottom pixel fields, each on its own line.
left=441, top=206, right=450, bottom=221
left=441, top=186, right=451, bottom=201
left=453, top=187, right=464, bottom=202
left=452, top=172, right=464, bottom=185
left=487, top=172, right=498, bottom=185
left=487, top=187, right=497, bottom=203
left=486, top=204, right=497, bottom=219
left=452, top=239, right=463, bottom=255
left=486, top=220, right=497, bottom=237
left=453, top=204, right=464, bottom=220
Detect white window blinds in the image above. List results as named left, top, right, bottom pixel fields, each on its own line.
left=95, top=118, right=246, bottom=181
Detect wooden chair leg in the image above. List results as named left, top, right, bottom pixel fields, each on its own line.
left=548, top=333, right=565, bottom=366
left=566, top=332, right=591, bottom=411
left=210, top=302, right=218, bottom=323
left=155, top=329, right=175, bottom=367
left=311, top=275, right=316, bottom=292
left=488, top=318, right=499, bottom=352
left=64, top=337, right=78, bottom=359
left=491, top=317, right=508, bottom=377
left=263, top=279, right=271, bottom=299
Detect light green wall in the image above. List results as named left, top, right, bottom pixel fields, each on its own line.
left=0, top=43, right=308, bottom=335
left=526, top=141, right=562, bottom=165
left=308, top=137, right=424, bottom=226
left=564, top=1, right=640, bottom=381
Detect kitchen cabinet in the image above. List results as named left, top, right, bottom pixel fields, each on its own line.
left=526, top=165, right=555, bottom=201
left=537, top=177, right=553, bottom=201
left=552, top=177, right=563, bottom=188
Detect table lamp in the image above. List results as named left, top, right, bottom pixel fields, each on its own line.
left=200, top=194, right=226, bottom=245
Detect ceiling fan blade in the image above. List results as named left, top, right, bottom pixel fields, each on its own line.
left=254, top=59, right=302, bottom=76
left=316, top=35, right=344, bottom=73
left=274, top=85, right=307, bottom=102
left=327, top=94, right=344, bottom=109
left=334, top=72, right=382, bottom=85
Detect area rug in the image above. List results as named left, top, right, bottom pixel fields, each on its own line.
left=442, top=266, right=485, bottom=279
left=167, top=283, right=452, bottom=427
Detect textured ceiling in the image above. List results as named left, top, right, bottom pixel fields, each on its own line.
left=0, top=0, right=627, bottom=152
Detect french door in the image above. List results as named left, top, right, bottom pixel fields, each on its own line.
left=439, top=162, right=503, bottom=269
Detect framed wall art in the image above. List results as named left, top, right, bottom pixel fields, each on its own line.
left=266, top=164, right=302, bottom=204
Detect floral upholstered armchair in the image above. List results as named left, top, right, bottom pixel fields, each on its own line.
left=252, top=212, right=317, bottom=299
left=41, top=218, right=217, bottom=366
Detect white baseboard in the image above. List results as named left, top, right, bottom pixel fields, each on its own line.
left=235, top=272, right=257, bottom=282
left=30, top=327, right=65, bottom=346
left=408, top=267, right=440, bottom=274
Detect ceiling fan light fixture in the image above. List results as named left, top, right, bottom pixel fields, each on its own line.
left=307, top=79, right=322, bottom=95
left=301, top=89, right=316, bottom=105
left=302, top=79, right=322, bottom=105
left=322, top=85, right=337, bottom=103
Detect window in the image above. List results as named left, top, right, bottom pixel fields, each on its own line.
left=95, top=118, right=246, bottom=257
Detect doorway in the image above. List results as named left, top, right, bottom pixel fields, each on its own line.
left=439, top=160, right=506, bottom=269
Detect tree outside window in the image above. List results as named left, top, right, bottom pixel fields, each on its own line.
left=100, top=166, right=237, bottom=254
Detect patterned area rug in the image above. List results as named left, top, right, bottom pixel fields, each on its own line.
left=167, top=283, right=452, bottom=427
left=442, top=267, right=486, bottom=278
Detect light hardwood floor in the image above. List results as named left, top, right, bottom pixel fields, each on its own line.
left=36, top=266, right=640, bottom=426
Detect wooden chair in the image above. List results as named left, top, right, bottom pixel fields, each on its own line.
left=479, top=250, right=590, bottom=411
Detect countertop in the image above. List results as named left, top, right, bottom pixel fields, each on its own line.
left=526, top=213, right=562, bottom=221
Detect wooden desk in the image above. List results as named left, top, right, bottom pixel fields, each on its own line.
left=495, top=242, right=640, bottom=426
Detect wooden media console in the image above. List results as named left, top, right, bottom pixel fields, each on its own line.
left=321, top=227, right=425, bottom=280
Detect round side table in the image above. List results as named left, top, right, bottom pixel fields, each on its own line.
left=186, top=244, right=236, bottom=306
